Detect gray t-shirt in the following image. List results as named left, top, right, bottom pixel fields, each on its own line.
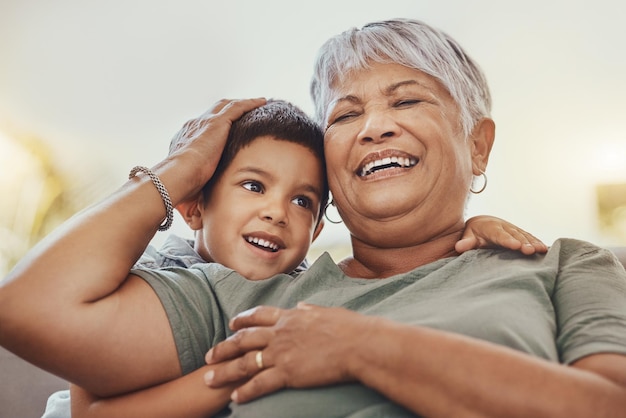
left=131, top=238, right=626, bottom=417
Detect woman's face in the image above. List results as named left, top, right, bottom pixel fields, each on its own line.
left=324, top=62, right=489, bottom=247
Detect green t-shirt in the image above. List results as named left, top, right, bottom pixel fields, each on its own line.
left=133, top=238, right=626, bottom=417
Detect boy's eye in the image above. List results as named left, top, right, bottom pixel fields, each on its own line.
left=292, top=196, right=312, bottom=209
left=242, top=181, right=264, bottom=193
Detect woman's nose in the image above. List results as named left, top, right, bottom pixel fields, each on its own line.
left=357, top=109, right=399, bottom=144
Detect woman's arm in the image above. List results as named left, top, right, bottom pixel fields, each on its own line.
left=205, top=304, right=626, bottom=418
left=71, top=366, right=234, bottom=418
left=0, top=98, right=266, bottom=396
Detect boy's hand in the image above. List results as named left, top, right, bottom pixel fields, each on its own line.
left=456, top=215, right=548, bottom=255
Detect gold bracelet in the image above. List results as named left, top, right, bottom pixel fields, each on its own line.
left=129, top=166, right=174, bottom=231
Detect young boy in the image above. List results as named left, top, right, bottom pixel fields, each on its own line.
left=43, top=100, right=544, bottom=418
left=142, top=99, right=328, bottom=280
left=64, top=99, right=328, bottom=418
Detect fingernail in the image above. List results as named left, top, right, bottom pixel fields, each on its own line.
left=204, top=370, right=214, bottom=385
left=231, top=390, right=239, bottom=402
left=205, top=350, right=213, bottom=363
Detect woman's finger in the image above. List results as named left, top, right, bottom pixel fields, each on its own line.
left=205, top=349, right=272, bottom=387
left=202, top=98, right=236, bottom=116
left=216, top=97, right=266, bottom=118
left=169, top=98, right=266, bottom=154
left=205, top=325, right=272, bottom=364
left=229, top=305, right=283, bottom=331
left=199, top=97, right=266, bottom=119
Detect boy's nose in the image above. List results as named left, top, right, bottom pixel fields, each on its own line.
left=260, top=199, right=288, bottom=226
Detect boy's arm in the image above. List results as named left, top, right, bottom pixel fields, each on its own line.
left=456, top=215, right=548, bottom=254
left=71, top=366, right=234, bottom=418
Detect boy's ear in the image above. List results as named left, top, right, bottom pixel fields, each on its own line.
left=176, top=196, right=203, bottom=231
left=311, top=219, right=325, bottom=243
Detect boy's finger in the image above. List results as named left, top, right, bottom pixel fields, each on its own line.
left=231, top=370, right=285, bottom=403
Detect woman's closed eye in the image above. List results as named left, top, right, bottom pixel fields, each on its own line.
left=328, top=111, right=361, bottom=126
left=394, top=99, right=422, bottom=108
left=242, top=180, right=264, bottom=193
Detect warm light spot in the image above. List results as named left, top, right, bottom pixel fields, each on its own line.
left=592, top=137, right=626, bottom=183
left=0, top=131, right=33, bottom=181
left=597, top=182, right=626, bottom=244
left=0, top=131, right=38, bottom=206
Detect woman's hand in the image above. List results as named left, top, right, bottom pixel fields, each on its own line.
left=209, top=304, right=626, bottom=417
left=161, top=98, right=267, bottom=203
left=456, top=215, right=548, bottom=255
left=204, top=303, right=371, bottom=403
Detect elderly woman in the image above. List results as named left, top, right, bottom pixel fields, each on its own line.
left=200, top=19, right=626, bottom=417
left=1, top=18, right=625, bottom=418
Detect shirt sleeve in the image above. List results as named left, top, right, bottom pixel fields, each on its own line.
left=552, top=238, right=626, bottom=364
left=131, top=265, right=230, bottom=375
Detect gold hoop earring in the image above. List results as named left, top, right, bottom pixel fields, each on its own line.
left=324, top=200, right=343, bottom=224
left=470, top=170, right=488, bottom=194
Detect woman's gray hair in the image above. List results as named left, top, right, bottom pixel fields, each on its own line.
left=310, top=18, right=492, bottom=138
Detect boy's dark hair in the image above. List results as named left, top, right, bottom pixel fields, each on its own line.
left=202, top=99, right=329, bottom=219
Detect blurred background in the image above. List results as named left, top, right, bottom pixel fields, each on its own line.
left=2, top=0, right=626, bottom=277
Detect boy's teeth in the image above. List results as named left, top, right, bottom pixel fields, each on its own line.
left=247, top=236, right=279, bottom=251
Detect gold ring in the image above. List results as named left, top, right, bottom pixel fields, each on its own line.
left=255, top=350, right=264, bottom=370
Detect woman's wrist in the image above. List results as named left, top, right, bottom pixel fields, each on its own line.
left=129, top=166, right=174, bottom=231
left=149, top=153, right=216, bottom=205
left=344, top=316, right=399, bottom=382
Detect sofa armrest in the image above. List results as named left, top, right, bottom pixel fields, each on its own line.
left=0, top=346, right=68, bottom=418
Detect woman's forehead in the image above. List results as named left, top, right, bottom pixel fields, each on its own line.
left=335, top=62, right=437, bottom=87
left=327, top=64, right=450, bottom=106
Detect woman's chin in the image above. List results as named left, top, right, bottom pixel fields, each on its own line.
left=349, top=194, right=424, bottom=220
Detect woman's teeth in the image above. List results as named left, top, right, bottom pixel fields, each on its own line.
left=359, top=156, right=418, bottom=177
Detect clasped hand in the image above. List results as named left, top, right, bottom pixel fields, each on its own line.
left=204, top=303, right=373, bottom=403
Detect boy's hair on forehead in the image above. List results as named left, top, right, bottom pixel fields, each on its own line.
left=220, top=99, right=325, bottom=171
left=201, top=99, right=329, bottom=212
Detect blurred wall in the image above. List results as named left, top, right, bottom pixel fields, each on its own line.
left=1, top=0, right=626, bottom=274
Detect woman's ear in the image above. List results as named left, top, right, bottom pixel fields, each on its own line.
left=469, top=118, right=495, bottom=174
left=176, top=196, right=203, bottom=231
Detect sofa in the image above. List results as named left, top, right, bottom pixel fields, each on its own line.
left=0, top=347, right=68, bottom=418
left=2, top=248, right=626, bottom=418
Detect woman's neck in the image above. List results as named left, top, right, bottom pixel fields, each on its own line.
left=339, top=230, right=463, bottom=279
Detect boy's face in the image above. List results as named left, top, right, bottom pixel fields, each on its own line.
left=194, top=136, right=325, bottom=280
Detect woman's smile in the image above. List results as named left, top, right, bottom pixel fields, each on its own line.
left=356, top=149, right=419, bottom=179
